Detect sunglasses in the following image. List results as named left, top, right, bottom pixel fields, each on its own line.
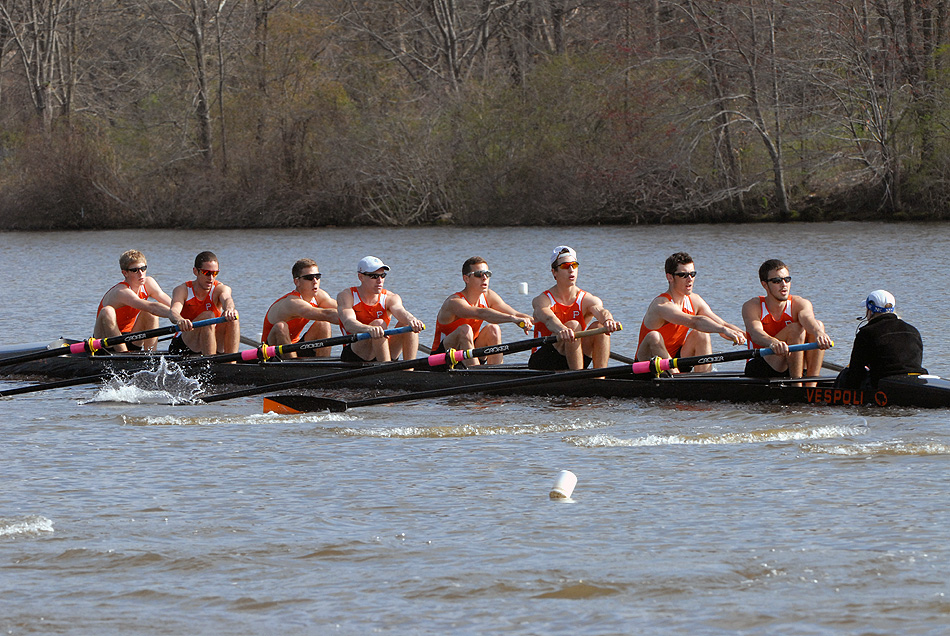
left=297, top=273, right=322, bottom=281
left=124, top=265, right=148, bottom=273
left=672, top=271, right=697, bottom=278
left=766, top=275, right=792, bottom=284
left=467, top=270, right=492, bottom=278
left=555, top=262, right=579, bottom=270
left=200, top=269, right=219, bottom=277
left=361, top=272, right=387, bottom=279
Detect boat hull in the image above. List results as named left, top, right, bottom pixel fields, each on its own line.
left=2, top=349, right=949, bottom=408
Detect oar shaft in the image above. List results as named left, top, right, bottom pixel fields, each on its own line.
left=99, top=316, right=229, bottom=349
left=200, top=326, right=612, bottom=403
left=198, top=326, right=415, bottom=364
left=0, top=374, right=106, bottom=397
left=0, top=316, right=230, bottom=367
left=290, top=342, right=826, bottom=412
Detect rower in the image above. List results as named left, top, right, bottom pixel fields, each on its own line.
left=168, top=251, right=240, bottom=355
left=336, top=256, right=425, bottom=362
left=740, top=259, right=833, bottom=384
left=431, top=256, right=533, bottom=367
left=262, top=258, right=340, bottom=358
left=836, top=290, right=927, bottom=389
left=94, top=249, right=186, bottom=351
left=529, top=245, right=620, bottom=370
left=635, top=251, right=746, bottom=373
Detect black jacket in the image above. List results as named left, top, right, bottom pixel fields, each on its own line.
left=842, top=314, right=927, bottom=388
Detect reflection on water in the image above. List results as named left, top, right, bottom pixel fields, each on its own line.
left=2, top=224, right=949, bottom=635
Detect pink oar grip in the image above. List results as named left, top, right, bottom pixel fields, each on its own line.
left=240, top=349, right=260, bottom=361
left=69, top=341, right=98, bottom=353
left=427, top=353, right=448, bottom=367
left=629, top=358, right=672, bottom=374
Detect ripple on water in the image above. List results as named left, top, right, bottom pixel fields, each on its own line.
left=801, top=440, right=950, bottom=457
left=565, top=420, right=869, bottom=448
left=321, top=417, right=611, bottom=439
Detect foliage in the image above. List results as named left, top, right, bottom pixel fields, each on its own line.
left=2, top=0, right=950, bottom=230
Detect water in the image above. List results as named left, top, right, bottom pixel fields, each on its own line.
left=2, top=223, right=949, bottom=634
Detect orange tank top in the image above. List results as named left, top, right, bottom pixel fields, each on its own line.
left=638, top=292, right=693, bottom=354
left=180, top=280, right=221, bottom=321
left=97, top=281, right=150, bottom=334
left=746, top=296, right=794, bottom=347
left=534, top=290, right=588, bottom=339
left=261, top=290, right=320, bottom=343
left=432, top=292, right=487, bottom=348
left=341, top=288, right=390, bottom=335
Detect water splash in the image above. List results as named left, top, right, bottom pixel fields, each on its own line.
left=0, top=515, right=54, bottom=538
left=82, top=357, right=203, bottom=405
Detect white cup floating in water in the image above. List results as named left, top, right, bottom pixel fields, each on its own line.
left=549, top=470, right=577, bottom=500
left=519, top=282, right=529, bottom=295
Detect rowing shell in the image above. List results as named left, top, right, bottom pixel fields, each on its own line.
left=2, top=348, right=949, bottom=408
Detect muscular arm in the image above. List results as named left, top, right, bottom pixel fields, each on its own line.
left=580, top=293, right=621, bottom=333
left=211, top=283, right=239, bottom=321
left=441, top=292, right=533, bottom=329
left=793, top=296, right=834, bottom=349
left=336, top=289, right=370, bottom=335
left=124, top=279, right=183, bottom=325
left=386, top=293, right=425, bottom=332
left=655, top=295, right=745, bottom=344
left=741, top=297, right=782, bottom=350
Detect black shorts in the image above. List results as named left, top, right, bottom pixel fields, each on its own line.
left=340, top=343, right=375, bottom=363
left=744, top=355, right=790, bottom=379
left=528, top=343, right=592, bottom=371
left=168, top=333, right=199, bottom=355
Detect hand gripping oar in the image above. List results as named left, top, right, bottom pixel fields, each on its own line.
left=264, top=341, right=824, bottom=413
left=0, top=316, right=230, bottom=368
left=192, top=325, right=415, bottom=365
left=200, top=326, right=613, bottom=403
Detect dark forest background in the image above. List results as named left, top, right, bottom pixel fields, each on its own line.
left=2, top=0, right=950, bottom=229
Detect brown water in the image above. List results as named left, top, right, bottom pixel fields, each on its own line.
left=2, top=223, right=949, bottom=634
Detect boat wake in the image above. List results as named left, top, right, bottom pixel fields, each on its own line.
left=565, top=421, right=868, bottom=447
left=801, top=440, right=950, bottom=457
left=322, top=418, right=610, bottom=439
left=81, top=357, right=203, bottom=405
left=120, top=412, right=359, bottom=427
left=0, top=515, right=54, bottom=538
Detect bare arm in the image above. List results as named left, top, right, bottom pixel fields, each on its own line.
left=741, top=297, right=785, bottom=353
left=336, top=289, right=372, bottom=335
left=793, top=296, right=834, bottom=349
left=581, top=293, right=621, bottom=333
left=532, top=293, right=573, bottom=341
left=441, top=292, right=533, bottom=330
left=654, top=295, right=745, bottom=344
left=386, top=293, right=425, bottom=333
left=212, top=283, right=239, bottom=321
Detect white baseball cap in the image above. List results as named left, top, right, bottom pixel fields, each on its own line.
left=865, top=289, right=896, bottom=314
left=551, top=245, right=577, bottom=265
left=357, top=256, right=390, bottom=274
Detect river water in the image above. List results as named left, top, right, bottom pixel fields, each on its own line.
left=2, top=223, right=949, bottom=634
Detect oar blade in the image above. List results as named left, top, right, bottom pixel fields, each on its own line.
left=263, top=395, right=348, bottom=414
